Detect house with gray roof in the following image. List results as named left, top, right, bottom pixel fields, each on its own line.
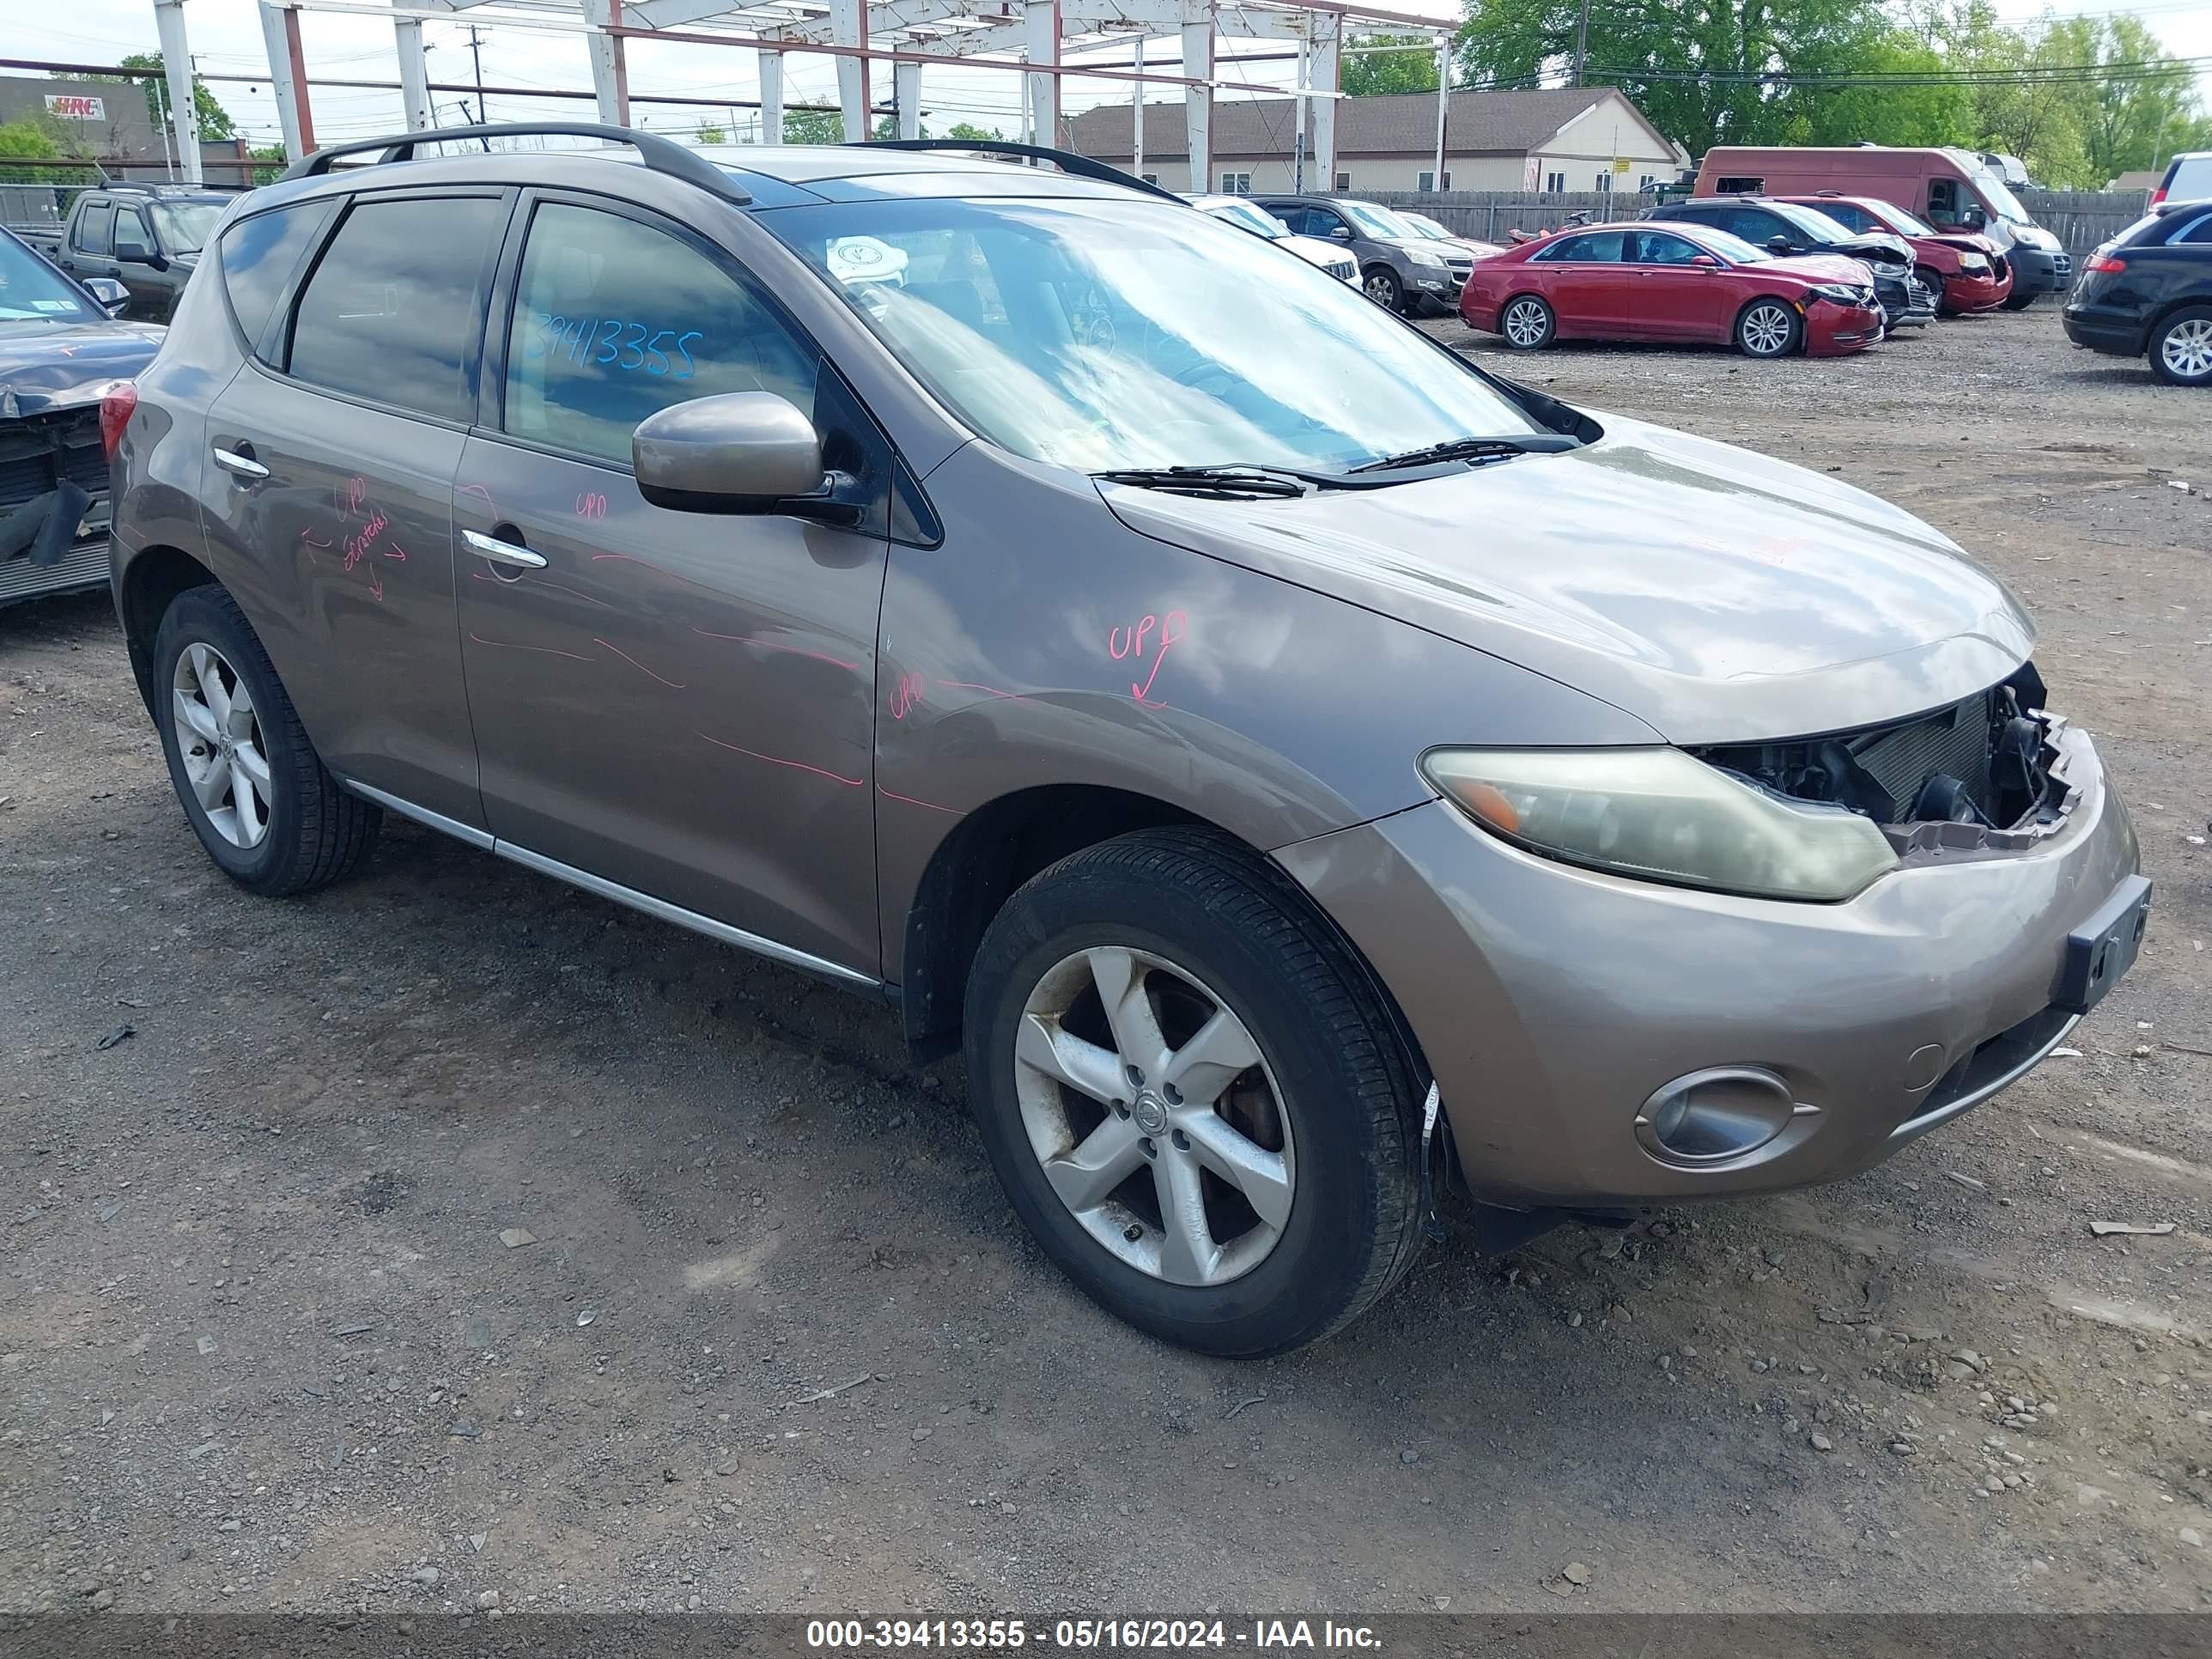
left=1065, top=87, right=1681, bottom=198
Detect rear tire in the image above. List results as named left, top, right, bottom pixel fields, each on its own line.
left=1499, top=294, right=1555, bottom=349
left=961, top=828, right=1428, bottom=1357
left=1735, top=298, right=1802, bottom=358
left=153, top=585, right=381, bottom=896
left=2148, top=306, right=2212, bottom=387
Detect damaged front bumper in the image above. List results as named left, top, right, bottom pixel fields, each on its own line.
left=0, top=405, right=111, bottom=607
left=1276, top=709, right=2142, bottom=1211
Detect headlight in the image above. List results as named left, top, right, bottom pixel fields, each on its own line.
left=1809, top=283, right=1865, bottom=304
left=1407, top=247, right=1447, bottom=268
left=1419, top=747, right=1899, bottom=902
left=1957, top=252, right=1988, bottom=273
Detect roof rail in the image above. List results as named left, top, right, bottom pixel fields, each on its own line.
left=857, top=138, right=1187, bottom=204
left=280, top=121, right=752, bottom=207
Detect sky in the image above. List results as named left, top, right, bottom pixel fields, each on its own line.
left=10, top=0, right=2209, bottom=161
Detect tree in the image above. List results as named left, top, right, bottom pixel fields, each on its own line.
left=58, top=53, right=237, bottom=145
left=2069, top=14, right=2203, bottom=185
left=0, top=118, right=70, bottom=185
left=1340, top=34, right=1441, bottom=98
left=945, top=121, right=1000, bottom=143
left=782, top=106, right=846, bottom=144
left=872, top=114, right=932, bottom=140
left=695, top=121, right=726, bottom=145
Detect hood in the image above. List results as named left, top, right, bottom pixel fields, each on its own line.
left=0, top=318, right=164, bottom=418
left=1925, top=232, right=2003, bottom=258
left=1386, top=236, right=1472, bottom=261
left=1280, top=234, right=1352, bottom=267
left=1835, top=232, right=1911, bottom=265
left=1097, top=412, right=2033, bottom=746
left=1765, top=252, right=1879, bottom=285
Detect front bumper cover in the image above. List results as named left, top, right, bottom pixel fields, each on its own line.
left=1276, top=722, right=2140, bottom=1208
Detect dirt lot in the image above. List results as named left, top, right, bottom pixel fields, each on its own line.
left=3, top=305, right=2208, bottom=1620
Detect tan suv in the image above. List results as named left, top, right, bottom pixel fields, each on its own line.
left=105, top=127, right=2144, bottom=1355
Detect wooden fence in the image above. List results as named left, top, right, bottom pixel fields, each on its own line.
left=1358, top=187, right=2151, bottom=257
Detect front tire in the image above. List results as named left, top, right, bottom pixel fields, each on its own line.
left=153, top=585, right=380, bottom=896
left=1736, top=298, right=1802, bottom=358
left=2149, top=306, right=2212, bottom=386
left=2001, top=289, right=2039, bottom=311
left=962, top=829, right=1427, bottom=1357
left=1362, top=264, right=1404, bottom=312
left=1499, top=294, right=1555, bottom=349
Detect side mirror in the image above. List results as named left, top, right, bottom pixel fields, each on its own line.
left=82, top=276, right=131, bottom=315
left=1690, top=253, right=1721, bottom=269
left=1328, top=225, right=1352, bottom=241
left=1962, top=205, right=1987, bottom=229
left=1765, top=234, right=1793, bottom=253
left=632, top=392, right=859, bottom=524
left=115, top=245, right=165, bottom=270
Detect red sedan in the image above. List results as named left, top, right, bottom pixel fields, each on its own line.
left=1459, top=220, right=1886, bottom=358
left=1771, top=194, right=2013, bottom=315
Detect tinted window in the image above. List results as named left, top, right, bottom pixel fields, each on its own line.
left=1538, top=231, right=1624, bottom=263
left=504, top=202, right=819, bottom=467
left=1815, top=202, right=1869, bottom=233
left=287, top=195, right=503, bottom=423
left=1629, top=230, right=1704, bottom=264
left=2171, top=212, right=2212, bottom=246
left=220, top=199, right=337, bottom=356
left=112, top=209, right=153, bottom=257
left=76, top=203, right=114, bottom=256
left=1719, top=208, right=1784, bottom=244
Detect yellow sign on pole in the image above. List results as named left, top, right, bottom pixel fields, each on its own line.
left=1612, top=156, right=1632, bottom=174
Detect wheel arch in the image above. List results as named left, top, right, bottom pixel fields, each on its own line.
left=117, top=543, right=222, bottom=718
left=1733, top=293, right=1805, bottom=352
left=2146, top=295, right=2212, bottom=356
left=1498, top=290, right=1554, bottom=342
left=895, top=785, right=1433, bottom=1097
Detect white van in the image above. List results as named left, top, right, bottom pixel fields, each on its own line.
left=2152, top=152, right=2212, bottom=208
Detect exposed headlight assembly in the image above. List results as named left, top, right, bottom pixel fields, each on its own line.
left=1420, top=747, right=1900, bottom=902
left=1958, top=252, right=1989, bottom=272
left=1809, top=283, right=1868, bottom=303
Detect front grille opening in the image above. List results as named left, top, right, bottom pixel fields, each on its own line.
left=1691, top=662, right=2071, bottom=844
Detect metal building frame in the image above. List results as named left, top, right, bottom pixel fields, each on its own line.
left=137, top=0, right=1454, bottom=197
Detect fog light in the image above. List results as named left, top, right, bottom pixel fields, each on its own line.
left=1637, top=1067, right=1807, bottom=1166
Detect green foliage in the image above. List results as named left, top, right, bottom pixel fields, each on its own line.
left=945, top=121, right=1001, bottom=143
left=0, top=118, right=70, bottom=184
left=58, top=52, right=239, bottom=144
left=249, top=144, right=289, bottom=187
left=782, top=107, right=847, bottom=145
left=1341, top=34, right=1442, bottom=98
left=872, top=114, right=936, bottom=141
left=695, top=122, right=726, bottom=145
left=1453, top=0, right=2206, bottom=190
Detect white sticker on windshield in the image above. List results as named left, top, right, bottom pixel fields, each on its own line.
left=32, top=299, right=76, bottom=312
left=826, top=236, right=909, bottom=289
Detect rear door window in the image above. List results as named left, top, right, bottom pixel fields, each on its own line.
left=1536, top=231, right=1624, bottom=263
left=2170, top=212, right=2212, bottom=246
left=285, top=194, right=506, bottom=424
left=219, top=199, right=338, bottom=358
left=501, top=200, right=820, bottom=467
left=1816, top=202, right=1870, bottom=233
left=1630, top=231, right=1705, bottom=265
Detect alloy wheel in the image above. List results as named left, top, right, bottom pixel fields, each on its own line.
left=1503, top=298, right=1549, bottom=348
left=1012, top=945, right=1295, bottom=1287
left=2160, top=317, right=2212, bottom=380
left=1364, top=270, right=1398, bottom=307
left=1741, top=302, right=1794, bottom=356
left=172, top=641, right=271, bottom=848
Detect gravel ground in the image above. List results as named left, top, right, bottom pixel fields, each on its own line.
left=3, top=304, right=2209, bottom=1620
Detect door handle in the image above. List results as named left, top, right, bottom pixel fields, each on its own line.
left=463, top=527, right=547, bottom=570
left=212, top=446, right=269, bottom=481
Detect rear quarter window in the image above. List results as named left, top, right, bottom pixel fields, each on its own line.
left=218, top=199, right=337, bottom=358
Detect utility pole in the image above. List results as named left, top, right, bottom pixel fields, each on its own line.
left=1573, top=0, right=1589, bottom=87
left=468, top=25, right=490, bottom=148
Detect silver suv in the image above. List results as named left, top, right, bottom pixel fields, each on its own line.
left=1252, top=194, right=1474, bottom=313
left=105, top=129, right=2145, bottom=1357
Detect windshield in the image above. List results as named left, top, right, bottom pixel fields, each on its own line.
left=1206, top=199, right=1285, bottom=240
left=1340, top=201, right=1424, bottom=240
left=1873, top=201, right=1935, bottom=237
left=1773, top=203, right=1859, bottom=243
left=1695, top=228, right=1772, bottom=264
left=1401, top=211, right=1450, bottom=240
left=0, top=234, right=96, bottom=323
left=765, top=196, right=1538, bottom=474
left=149, top=200, right=223, bottom=253
left=1964, top=160, right=2031, bottom=224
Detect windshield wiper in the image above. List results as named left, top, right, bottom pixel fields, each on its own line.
left=1091, top=465, right=1310, bottom=499
left=1346, top=433, right=1584, bottom=474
